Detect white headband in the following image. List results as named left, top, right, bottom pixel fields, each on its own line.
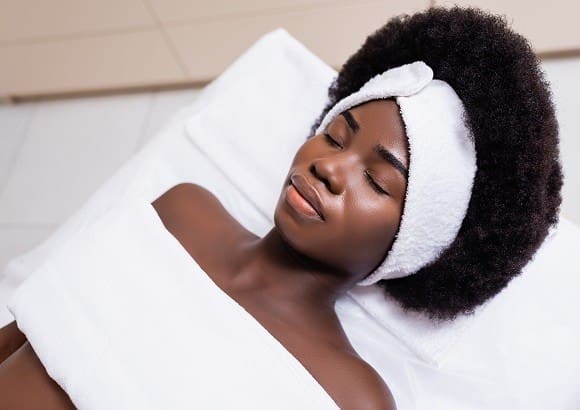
left=315, top=61, right=477, bottom=286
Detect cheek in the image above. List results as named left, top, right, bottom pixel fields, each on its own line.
left=345, top=200, right=402, bottom=259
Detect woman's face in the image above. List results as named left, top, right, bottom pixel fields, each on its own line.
left=274, top=99, right=409, bottom=282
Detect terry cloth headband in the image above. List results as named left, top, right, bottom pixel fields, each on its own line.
left=315, top=61, right=477, bottom=286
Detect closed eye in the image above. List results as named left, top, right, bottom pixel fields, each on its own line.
left=324, top=132, right=342, bottom=149
left=365, top=171, right=389, bottom=195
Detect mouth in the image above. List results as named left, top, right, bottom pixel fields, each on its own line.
left=289, top=174, right=325, bottom=220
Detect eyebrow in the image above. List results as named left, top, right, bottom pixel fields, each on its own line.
left=373, top=143, right=409, bottom=180
left=340, top=110, right=409, bottom=180
left=341, top=110, right=360, bottom=133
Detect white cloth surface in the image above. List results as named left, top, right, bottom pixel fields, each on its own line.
left=1, top=28, right=579, bottom=409
left=8, top=198, right=339, bottom=410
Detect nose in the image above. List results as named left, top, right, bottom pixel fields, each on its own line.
left=310, top=150, right=358, bottom=195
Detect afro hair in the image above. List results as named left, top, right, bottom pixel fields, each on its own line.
left=311, top=6, right=563, bottom=321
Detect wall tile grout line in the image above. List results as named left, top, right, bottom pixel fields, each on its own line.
left=141, top=0, right=191, bottom=78
left=152, top=0, right=399, bottom=28
left=0, top=25, right=159, bottom=47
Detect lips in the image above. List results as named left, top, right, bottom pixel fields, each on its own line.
left=290, top=174, right=325, bottom=220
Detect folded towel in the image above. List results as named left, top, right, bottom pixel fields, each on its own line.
left=8, top=198, right=339, bottom=410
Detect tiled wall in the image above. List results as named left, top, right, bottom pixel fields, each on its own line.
left=0, top=0, right=428, bottom=99
left=0, top=88, right=201, bottom=268
left=434, top=0, right=580, bottom=54
left=3, top=0, right=578, bottom=99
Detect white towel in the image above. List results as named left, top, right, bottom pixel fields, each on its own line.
left=8, top=198, right=339, bottom=410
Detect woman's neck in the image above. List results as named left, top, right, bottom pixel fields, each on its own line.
left=226, top=228, right=357, bottom=321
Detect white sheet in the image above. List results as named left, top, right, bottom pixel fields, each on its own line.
left=1, top=28, right=579, bottom=409
left=8, top=198, right=339, bottom=409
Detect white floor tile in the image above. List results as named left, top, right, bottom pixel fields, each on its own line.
left=138, top=87, right=201, bottom=149
left=0, top=92, right=152, bottom=225
left=0, top=102, right=36, bottom=191
left=0, top=225, right=57, bottom=272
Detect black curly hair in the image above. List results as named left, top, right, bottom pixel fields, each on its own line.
left=311, top=6, right=563, bottom=321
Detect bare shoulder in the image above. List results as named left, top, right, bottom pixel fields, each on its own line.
left=332, top=352, right=397, bottom=410
left=151, top=183, right=230, bottom=232
left=354, top=358, right=397, bottom=410
left=150, top=182, right=249, bottom=263
left=152, top=182, right=219, bottom=215
left=153, top=182, right=213, bottom=200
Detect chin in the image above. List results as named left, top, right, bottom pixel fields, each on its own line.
left=273, top=210, right=309, bottom=253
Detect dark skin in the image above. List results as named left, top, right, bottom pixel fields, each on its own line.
left=0, top=99, right=407, bottom=409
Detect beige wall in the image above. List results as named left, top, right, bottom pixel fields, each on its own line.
left=1, top=0, right=579, bottom=100
left=0, top=0, right=427, bottom=99
left=435, top=0, right=580, bottom=54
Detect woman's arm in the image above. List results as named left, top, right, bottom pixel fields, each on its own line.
left=0, top=342, right=75, bottom=409
left=0, top=321, right=27, bottom=364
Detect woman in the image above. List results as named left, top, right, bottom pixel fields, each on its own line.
left=0, top=6, right=562, bottom=409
